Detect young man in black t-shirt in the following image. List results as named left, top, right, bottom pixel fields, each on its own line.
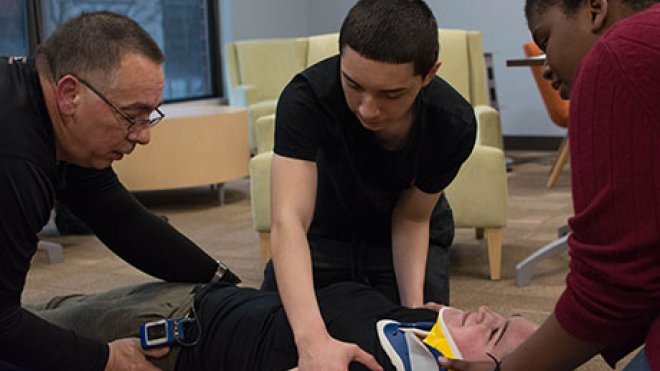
left=0, top=12, right=239, bottom=371
left=264, top=0, right=476, bottom=369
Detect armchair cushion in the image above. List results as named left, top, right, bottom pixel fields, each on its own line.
left=249, top=152, right=272, bottom=232
left=474, top=105, right=503, bottom=149
left=254, top=114, right=275, bottom=154
left=444, top=145, right=507, bottom=228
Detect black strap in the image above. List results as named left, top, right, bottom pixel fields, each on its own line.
left=486, top=352, right=502, bottom=371
left=221, top=269, right=241, bottom=284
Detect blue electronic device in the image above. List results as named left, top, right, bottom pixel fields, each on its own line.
left=139, top=318, right=177, bottom=349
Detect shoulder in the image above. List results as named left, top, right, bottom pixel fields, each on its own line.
left=280, top=56, right=341, bottom=107
left=576, top=6, right=660, bottom=112
left=0, top=57, right=55, bottom=168
left=421, top=78, right=475, bottom=120
left=607, top=2, right=660, bottom=41
left=594, top=4, right=660, bottom=71
left=301, top=55, right=340, bottom=92
left=0, top=56, right=38, bottom=102
left=420, top=77, right=477, bottom=137
left=276, top=55, right=346, bottom=133
left=59, top=163, right=120, bottom=192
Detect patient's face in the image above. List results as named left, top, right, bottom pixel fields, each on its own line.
left=442, top=306, right=538, bottom=361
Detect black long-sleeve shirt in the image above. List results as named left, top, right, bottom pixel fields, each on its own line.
left=0, top=56, right=218, bottom=370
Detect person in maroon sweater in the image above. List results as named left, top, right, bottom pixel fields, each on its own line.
left=441, top=0, right=660, bottom=370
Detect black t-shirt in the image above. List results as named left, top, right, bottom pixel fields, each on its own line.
left=0, top=57, right=218, bottom=370
left=275, top=56, right=476, bottom=245
left=177, top=282, right=436, bottom=371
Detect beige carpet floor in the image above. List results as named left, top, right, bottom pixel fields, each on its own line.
left=25, top=150, right=630, bottom=370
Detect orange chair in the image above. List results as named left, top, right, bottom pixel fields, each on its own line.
left=523, top=42, right=570, bottom=188
left=516, top=42, right=571, bottom=286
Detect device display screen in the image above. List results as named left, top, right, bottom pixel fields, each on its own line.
left=147, top=323, right=167, bottom=340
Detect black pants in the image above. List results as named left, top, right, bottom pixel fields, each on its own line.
left=261, top=194, right=454, bottom=305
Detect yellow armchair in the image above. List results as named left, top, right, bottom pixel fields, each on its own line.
left=226, top=34, right=339, bottom=152
left=244, top=29, right=508, bottom=279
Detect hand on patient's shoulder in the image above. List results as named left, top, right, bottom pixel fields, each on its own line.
left=421, top=301, right=443, bottom=312
left=297, top=334, right=383, bottom=371
left=105, top=338, right=169, bottom=371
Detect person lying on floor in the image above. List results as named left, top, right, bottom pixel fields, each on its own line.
left=29, top=281, right=537, bottom=371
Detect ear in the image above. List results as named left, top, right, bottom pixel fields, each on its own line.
left=422, top=60, right=442, bottom=86
left=588, top=0, right=609, bottom=33
left=55, top=75, right=80, bottom=116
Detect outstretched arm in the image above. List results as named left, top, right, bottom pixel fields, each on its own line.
left=271, top=154, right=381, bottom=371
left=57, top=164, right=222, bottom=283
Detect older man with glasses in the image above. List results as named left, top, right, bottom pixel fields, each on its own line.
left=0, top=11, right=239, bottom=371
left=75, top=76, right=166, bottom=131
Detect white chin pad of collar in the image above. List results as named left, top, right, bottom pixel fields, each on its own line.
left=423, top=306, right=463, bottom=359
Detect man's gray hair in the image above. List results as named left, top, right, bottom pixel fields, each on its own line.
left=36, top=11, right=164, bottom=88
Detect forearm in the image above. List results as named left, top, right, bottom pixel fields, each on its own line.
left=104, top=210, right=217, bottom=282
left=392, top=219, right=430, bottom=308
left=81, top=196, right=217, bottom=282
left=271, top=222, right=328, bottom=345
left=57, top=166, right=218, bottom=283
left=501, top=312, right=603, bottom=370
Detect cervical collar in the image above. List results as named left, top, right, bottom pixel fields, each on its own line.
left=423, top=306, right=463, bottom=359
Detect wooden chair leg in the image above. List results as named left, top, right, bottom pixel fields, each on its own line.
left=485, top=228, right=503, bottom=280
left=475, top=228, right=485, bottom=240
left=259, top=232, right=271, bottom=267
left=546, top=136, right=570, bottom=188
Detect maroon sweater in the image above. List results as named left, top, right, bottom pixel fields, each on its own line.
left=555, top=4, right=660, bottom=369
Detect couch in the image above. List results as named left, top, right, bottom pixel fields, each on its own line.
left=232, top=29, right=508, bottom=279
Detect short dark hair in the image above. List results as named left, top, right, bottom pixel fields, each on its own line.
left=525, top=0, right=659, bottom=18
left=36, top=11, right=164, bottom=88
left=339, top=0, right=438, bottom=76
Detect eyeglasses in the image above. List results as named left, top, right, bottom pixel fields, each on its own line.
left=73, top=75, right=165, bottom=130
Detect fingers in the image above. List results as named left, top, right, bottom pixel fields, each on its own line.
left=351, top=345, right=383, bottom=371
left=120, top=337, right=169, bottom=359
left=106, top=338, right=166, bottom=371
left=141, top=344, right=170, bottom=359
left=438, top=356, right=465, bottom=370
left=438, top=356, right=494, bottom=371
left=141, top=362, right=162, bottom=371
left=422, top=301, right=443, bottom=312
left=438, top=356, right=454, bottom=367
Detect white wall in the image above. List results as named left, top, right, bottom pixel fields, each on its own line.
left=427, top=0, right=563, bottom=136
left=221, top=0, right=563, bottom=137
left=221, top=0, right=309, bottom=41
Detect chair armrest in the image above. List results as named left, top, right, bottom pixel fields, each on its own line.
left=249, top=152, right=273, bottom=232
left=227, top=84, right=259, bottom=107
left=473, top=105, right=503, bottom=149
left=254, top=114, right=276, bottom=154
left=444, top=145, right=508, bottom=228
